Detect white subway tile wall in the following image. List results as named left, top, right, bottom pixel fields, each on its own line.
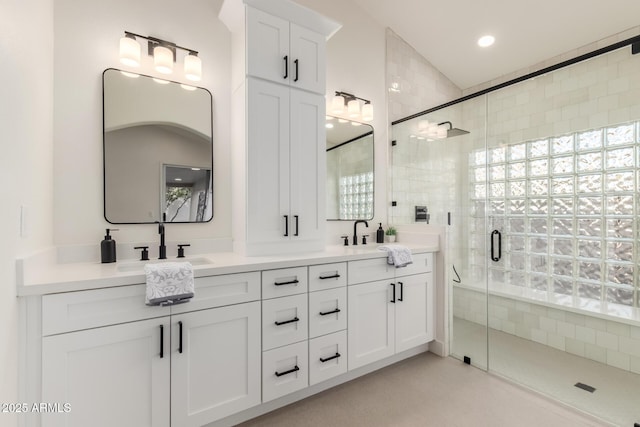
left=454, top=287, right=640, bottom=374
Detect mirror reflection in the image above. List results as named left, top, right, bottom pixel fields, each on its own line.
left=103, top=68, right=213, bottom=223
left=326, top=117, right=374, bottom=220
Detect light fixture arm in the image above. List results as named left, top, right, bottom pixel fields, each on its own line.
left=334, top=91, right=371, bottom=105
left=124, top=31, right=199, bottom=61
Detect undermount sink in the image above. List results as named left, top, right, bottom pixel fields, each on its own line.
left=116, top=257, right=213, bottom=272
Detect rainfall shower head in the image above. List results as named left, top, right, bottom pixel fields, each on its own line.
left=438, top=121, right=470, bottom=138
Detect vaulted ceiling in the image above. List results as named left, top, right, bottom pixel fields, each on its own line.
left=352, top=0, right=640, bottom=89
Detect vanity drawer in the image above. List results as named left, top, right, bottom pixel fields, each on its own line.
left=262, top=294, right=308, bottom=350
left=171, top=271, right=260, bottom=314
left=347, top=258, right=394, bottom=285
left=262, top=267, right=308, bottom=299
left=262, top=341, right=308, bottom=403
left=308, top=262, right=347, bottom=292
left=42, top=285, right=169, bottom=336
left=309, top=330, right=347, bottom=386
left=396, top=253, right=433, bottom=277
left=308, top=287, right=347, bottom=338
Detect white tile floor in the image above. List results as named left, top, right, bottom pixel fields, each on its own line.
left=452, top=317, right=640, bottom=427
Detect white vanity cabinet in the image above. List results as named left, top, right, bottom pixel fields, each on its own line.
left=220, top=0, right=340, bottom=256
left=40, top=272, right=262, bottom=427
left=246, top=7, right=326, bottom=93
left=42, top=317, right=171, bottom=427
left=171, top=302, right=261, bottom=427
left=347, top=253, right=435, bottom=370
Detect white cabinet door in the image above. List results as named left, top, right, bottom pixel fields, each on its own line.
left=395, top=273, right=433, bottom=353
left=347, top=280, right=395, bottom=370
left=246, top=8, right=326, bottom=94
left=42, top=318, right=170, bottom=427
left=247, top=78, right=290, bottom=247
left=289, top=23, right=326, bottom=93
left=171, top=302, right=261, bottom=427
left=289, top=88, right=325, bottom=244
left=246, top=7, right=290, bottom=85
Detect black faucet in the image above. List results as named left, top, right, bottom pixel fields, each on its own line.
left=157, top=222, right=167, bottom=259
left=353, top=220, right=369, bottom=245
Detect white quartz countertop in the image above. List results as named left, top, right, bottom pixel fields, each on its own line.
left=17, top=243, right=438, bottom=296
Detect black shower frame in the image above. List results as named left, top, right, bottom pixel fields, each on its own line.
left=391, top=35, right=640, bottom=126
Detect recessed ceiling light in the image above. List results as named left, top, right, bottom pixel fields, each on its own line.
left=326, top=123, right=334, bottom=129
left=477, top=35, right=495, bottom=48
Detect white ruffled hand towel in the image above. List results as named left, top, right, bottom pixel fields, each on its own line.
left=378, top=244, right=413, bottom=268
left=145, top=262, right=195, bottom=306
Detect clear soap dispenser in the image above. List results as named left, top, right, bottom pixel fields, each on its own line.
left=101, top=228, right=118, bottom=263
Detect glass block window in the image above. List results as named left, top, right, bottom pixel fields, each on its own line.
left=339, top=172, right=374, bottom=220
left=469, top=122, right=639, bottom=307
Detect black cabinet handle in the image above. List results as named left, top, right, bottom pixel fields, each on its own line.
left=320, top=353, right=341, bottom=363
left=319, top=273, right=340, bottom=280
left=294, top=59, right=299, bottom=82
left=319, top=308, right=341, bottom=316
left=283, top=55, right=288, bottom=79
left=390, top=283, right=396, bottom=303
left=491, top=230, right=502, bottom=262
left=275, top=365, right=299, bottom=377
left=398, top=281, right=404, bottom=302
left=159, top=325, right=164, bottom=359
left=284, top=215, right=289, bottom=237
left=274, top=279, right=299, bottom=286
left=178, top=321, right=183, bottom=354
left=294, top=215, right=299, bottom=236
left=275, top=317, right=299, bottom=326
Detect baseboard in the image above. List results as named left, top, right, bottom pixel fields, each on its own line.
left=207, top=344, right=429, bottom=427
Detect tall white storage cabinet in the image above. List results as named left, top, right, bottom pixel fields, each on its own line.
left=220, top=0, right=341, bottom=256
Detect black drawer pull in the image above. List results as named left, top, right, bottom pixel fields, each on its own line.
left=398, top=281, right=404, bottom=302
left=274, top=279, right=299, bottom=286
left=390, top=283, right=396, bottom=303
left=275, top=317, right=299, bottom=326
left=319, top=274, right=340, bottom=280
left=275, top=365, right=299, bottom=377
left=294, top=59, right=299, bottom=82
left=178, top=321, right=183, bottom=354
left=319, top=308, right=341, bottom=316
left=159, top=325, right=164, bottom=359
left=320, top=352, right=341, bottom=363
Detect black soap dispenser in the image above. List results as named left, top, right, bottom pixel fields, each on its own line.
left=376, top=223, right=384, bottom=244
left=101, top=228, right=118, bottom=263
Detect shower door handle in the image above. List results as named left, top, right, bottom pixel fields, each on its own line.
left=491, top=230, right=502, bottom=262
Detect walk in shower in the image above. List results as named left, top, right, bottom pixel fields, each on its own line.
left=391, top=37, right=640, bottom=426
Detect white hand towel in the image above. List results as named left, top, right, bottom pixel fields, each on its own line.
left=145, top=262, right=195, bottom=306
left=378, top=244, right=413, bottom=268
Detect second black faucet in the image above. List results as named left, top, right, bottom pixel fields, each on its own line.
left=353, top=220, right=369, bottom=245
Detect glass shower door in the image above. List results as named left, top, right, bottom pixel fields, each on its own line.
left=390, top=96, right=489, bottom=370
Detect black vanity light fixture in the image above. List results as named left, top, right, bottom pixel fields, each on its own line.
left=119, top=31, right=202, bottom=82
left=331, top=91, right=373, bottom=122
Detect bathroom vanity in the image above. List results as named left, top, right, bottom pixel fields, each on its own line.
left=18, top=245, right=437, bottom=427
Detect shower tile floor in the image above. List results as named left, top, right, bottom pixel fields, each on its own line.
left=452, top=317, right=640, bottom=427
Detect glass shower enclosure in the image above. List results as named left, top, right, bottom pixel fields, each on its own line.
left=391, top=38, right=640, bottom=426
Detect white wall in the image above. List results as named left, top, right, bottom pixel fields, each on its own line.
left=0, top=0, right=55, bottom=425
left=53, top=0, right=231, bottom=249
